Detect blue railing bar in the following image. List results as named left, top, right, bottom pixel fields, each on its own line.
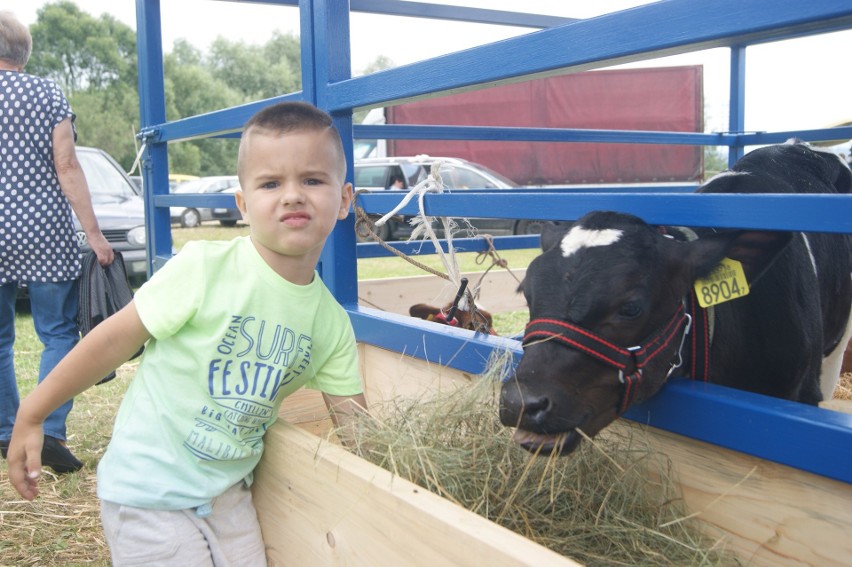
left=355, top=124, right=852, bottom=147
left=355, top=234, right=541, bottom=259
left=739, top=126, right=852, bottom=146
left=348, top=305, right=521, bottom=374
left=346, top=308, right=852, bottom=483
left=349, top=0, right=574, bottom=28
left=153, top=194, right=240, bottom=208
left=225, top=0, right=574, bottom=28
left=353, top=125, right=732, bottom=146
left=624, top=379, right=852, bottom=484
left=522, top=185, right=700, bottom=193
left=355, top=192, right=852, bottom=233
left=145, top=92, right=304, bottom=143
left=327, top=0, right=852, bottom=112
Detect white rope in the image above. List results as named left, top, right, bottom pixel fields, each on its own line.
left=377, top=161, right=465, bottom=297
left=126, top=142, right=147, bottom=176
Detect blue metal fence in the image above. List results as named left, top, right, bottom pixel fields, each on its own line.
left=134, top=0, right=852, bottom=483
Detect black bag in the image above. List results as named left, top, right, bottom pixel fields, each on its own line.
left=78, top=251, right=144, bottom=384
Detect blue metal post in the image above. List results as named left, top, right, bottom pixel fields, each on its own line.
left=303, top=0, right=359, bottom=304
left=135, top=0, right=172, bottom=273
left=728, top=45, right=747, bottom=166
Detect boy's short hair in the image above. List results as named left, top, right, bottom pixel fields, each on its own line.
left=239, top=101, right=347, bottom=179
left=0, top=11, right=33, bottom=68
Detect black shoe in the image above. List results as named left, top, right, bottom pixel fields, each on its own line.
left=41, top=436, right=84, bottom=474
left=0, top=436, right=82, bottom=473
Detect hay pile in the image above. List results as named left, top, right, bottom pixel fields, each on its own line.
left=346, top=377, right=731, bottom=567
left=835, top=373, right=852, bottom=401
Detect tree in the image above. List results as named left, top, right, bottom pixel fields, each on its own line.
left=352, top=56, right=396, bottom=124
left=28, top=1, right=136, bottom=95
left=26, top=2, right=140, bottom=169
left=358, top=55, right=395, bottom=77
left=206, top=32, right=301, bottom=101
left=163, top=41, right=244, bottom=175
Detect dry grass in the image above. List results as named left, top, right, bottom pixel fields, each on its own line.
left=835, top=373, right=852, bottom=401
left=347, top=366, right=734, bottom=567
left=0, top=362, right=132, bottom=566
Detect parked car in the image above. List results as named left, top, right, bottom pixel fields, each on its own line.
left=169, top=173, right=200, bottom=191
left=129, top=175, right=143, bottom=191
left=75, top=146, right=148, bottom=283
left=210, top=186, right=244, bottom=227
left=169, top=176, right=242, bottom=228
left=353, top=156, right=545, bottom=241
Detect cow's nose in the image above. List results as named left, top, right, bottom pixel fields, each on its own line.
left=520, top=394, right=552, bottom=426
left=500, top=381, right=554, bottom=427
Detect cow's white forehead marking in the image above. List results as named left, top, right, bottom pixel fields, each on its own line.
left=560, top=226, right=623, bottom=257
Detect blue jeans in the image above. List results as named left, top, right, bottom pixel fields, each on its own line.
left=0, top=280, right=79, bottom=442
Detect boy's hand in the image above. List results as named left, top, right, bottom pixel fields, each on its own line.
left=323, top=393, right=368, bottom=449
left=7, top=424, right=44, bottom=501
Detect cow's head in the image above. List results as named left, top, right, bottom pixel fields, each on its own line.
left=410, top=302, right=495, bottom=334
left=499, top=213, right=791, bottom=455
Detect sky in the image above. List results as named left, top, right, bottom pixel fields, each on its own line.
left=4, top=0, right=852, bottom=149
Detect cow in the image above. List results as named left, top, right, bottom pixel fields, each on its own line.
left=409, top=302, right=495, bottom=334
left=499, top=142, right=852, bottom=456
left=409, top=276, right=497, bottom=334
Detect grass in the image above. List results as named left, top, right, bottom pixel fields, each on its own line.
left=1, top=312, right=131, bottom=565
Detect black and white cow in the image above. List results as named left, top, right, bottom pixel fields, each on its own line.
left=499, top=142, right=852, bottom=455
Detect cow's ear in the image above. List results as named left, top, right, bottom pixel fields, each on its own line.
left=409, top=303, right=441, bottom=320
left=539, top=222, right=567, bottom=252
left=688, top=230, right=793, bottom=284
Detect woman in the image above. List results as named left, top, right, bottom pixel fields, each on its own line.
left=0, top=10, right=114, bottom=473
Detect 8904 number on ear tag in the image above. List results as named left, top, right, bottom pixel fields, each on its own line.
left=693, top=257, right=750, bottom=308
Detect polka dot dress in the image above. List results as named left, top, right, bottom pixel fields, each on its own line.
left=0, top=70, right=81, bottom=285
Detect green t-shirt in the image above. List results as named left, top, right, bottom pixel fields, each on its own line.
left=97, top=237, right=362, bottom=509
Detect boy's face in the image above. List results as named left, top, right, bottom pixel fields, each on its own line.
left=236, top=128, right=352, bottom=268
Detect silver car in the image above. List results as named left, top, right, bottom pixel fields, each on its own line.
left=353, top=156, right=544, bottom=241
left=170, top=176, right=242, bottom=228
left=75, top=147, right=148, bottom=283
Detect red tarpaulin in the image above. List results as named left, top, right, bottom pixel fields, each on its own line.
left=386, top=66, right=704, bottom=185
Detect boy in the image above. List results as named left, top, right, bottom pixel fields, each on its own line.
left=7, top=101, right=367, bottom=566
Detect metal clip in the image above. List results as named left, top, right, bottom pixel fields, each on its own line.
left=665, top=313, right=692, bottom=380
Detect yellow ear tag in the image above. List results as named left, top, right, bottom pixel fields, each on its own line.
left=693, top=257, right=750, bottom=308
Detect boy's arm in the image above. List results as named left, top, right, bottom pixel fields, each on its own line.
left=322, top=392, right=368, bottom=449
left=7, top=301, right=151, bottom=500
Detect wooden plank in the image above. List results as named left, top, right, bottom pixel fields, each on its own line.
left=358, top=268, right=527, bottom=316
left=610, top=422, right=852, bottom=567
left=819, top=398, right=852, bottom=415
left=253, top=422, right=580, bottom=567
left=359, top=342, right=479, bottom=404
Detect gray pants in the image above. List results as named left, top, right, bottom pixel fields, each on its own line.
left=100, top=483, right=268, bottom=566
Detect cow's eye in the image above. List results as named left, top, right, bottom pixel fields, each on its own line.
left=618, top=301, right=642, bottom=319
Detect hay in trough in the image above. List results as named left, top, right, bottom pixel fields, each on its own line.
left=344, top=359, right=732, bottom=567
left=835, top=372, right=852, bottom=401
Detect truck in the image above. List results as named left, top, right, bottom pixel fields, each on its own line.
left=357, top=66, right=704, bottom=185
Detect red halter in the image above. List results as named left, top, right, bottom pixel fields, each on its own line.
left=522, top=305, right=691, bottom=414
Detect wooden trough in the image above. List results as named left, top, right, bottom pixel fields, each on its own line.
left=253, top=273, right=852, bottom=567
